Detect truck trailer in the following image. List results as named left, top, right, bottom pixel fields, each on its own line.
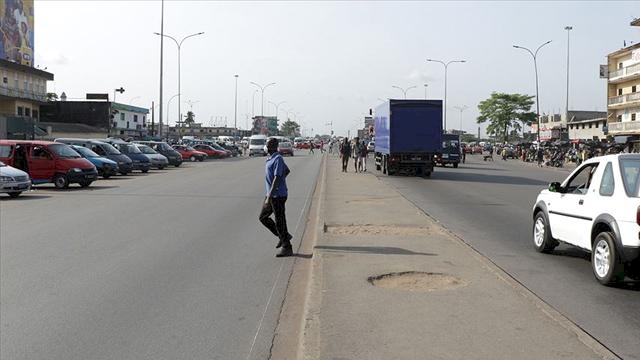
left=374, top=99, right=443, bottom=177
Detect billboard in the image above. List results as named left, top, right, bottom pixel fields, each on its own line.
left=0, top=0, right=34, bottom=66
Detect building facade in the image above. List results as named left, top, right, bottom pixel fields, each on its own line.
left=606, top=18, right=640, bottom=144
left=0, top=58, right=53, bottom=138
left=538, top=111, right=608, bottom=141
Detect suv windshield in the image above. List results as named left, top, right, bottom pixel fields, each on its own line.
left=119, top=144, right=142, bottom=154
left=137, top=145, right=157, bottom=154
left=102, top=143, right=121, bottom=155
left=74, top=146, right=99, bottom=157
left=620, top=158, right=640, bottom=197
left=250, top=139, right=266, bottom=146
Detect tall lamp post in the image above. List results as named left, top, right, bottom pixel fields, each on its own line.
left=269, top=100, right=286, bottom=122
left=154, top=31, right=204, bottom=127
left=250, top=82, right=276, bottom=118
left=166, top=93, right=180, bottom=127
left=391, top=85, right=417, bottom=99
left=453, top=105, right=468, bottom=133
left=426, top=58, right=466, bottom=133
left=513, top=40, right=552, bottom=146
left=564, top=26, right=572, bottom=120
left=234, top=74, right=239, bottom=139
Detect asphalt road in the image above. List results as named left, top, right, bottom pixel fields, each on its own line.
left=377, top=154, right=640, bottom=360
left=0, top=151, right=322, bottom=360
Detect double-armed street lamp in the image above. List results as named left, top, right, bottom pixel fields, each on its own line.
left=426, top=58, right=466, bottom=133
left=513, top=40, right=552, bottom=146
left=154, top=31, right=204, bottom=127
left=250, top=82, right=276, bottom=118
left=391, top=85, right=417, bottom=99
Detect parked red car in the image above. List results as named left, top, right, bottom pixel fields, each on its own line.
left=192, top=144, right=228, bottom=158
left=172, top=145, right=207, bottom=162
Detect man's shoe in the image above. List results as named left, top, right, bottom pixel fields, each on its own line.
left=276, top=234, right=293, bottom=248
left=276, top=246, right=293, bottom=257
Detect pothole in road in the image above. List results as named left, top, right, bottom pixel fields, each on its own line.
left=368, top=271, right=466, bottom=291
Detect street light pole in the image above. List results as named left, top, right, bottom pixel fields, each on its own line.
left=269, top=100, right=286, bottom=121
left=426, top=58, right=466, bottom=133
left=154, top=31, right=204, bottom=130
left=234, top=74, right=239, bottom=139
left=513, top=40, right=552, bottom=147
left=454, top=105, right=468, bottom=133
left=166, top=93, right=180, bottom=127
left=564, top=26, right=572, bottom=120
left=391, top=85, right=417, bottom=99
left=250, top=81, right=276, bottom=118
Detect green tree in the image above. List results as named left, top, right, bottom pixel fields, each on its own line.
left=184, top=111, right=196, bottom=136
left=46, top=92, right=58, bottom=101
left=280, top=119, right=300, bottom=136
left=476, top=92, right=536, bottom=143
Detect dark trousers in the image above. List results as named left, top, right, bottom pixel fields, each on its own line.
left=341, top=155, right=349, bottom=172
left=259, top=197, right=290, bottom=244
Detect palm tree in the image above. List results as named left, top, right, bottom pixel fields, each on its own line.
left=184, top=111, right=196, bottom=136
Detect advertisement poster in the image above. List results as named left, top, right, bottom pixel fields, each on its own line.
left=0, top=0, right=34, bottom=66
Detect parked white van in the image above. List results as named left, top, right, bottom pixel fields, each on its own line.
left=248, top=135, right=268, bottom=156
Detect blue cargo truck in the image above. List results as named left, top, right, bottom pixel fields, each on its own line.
left=374, top=99, right=442, bottom=177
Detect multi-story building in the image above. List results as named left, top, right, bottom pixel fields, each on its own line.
left=0, top=58, right=54, bottom=139
left=538, top=111, right=607, bottom=141
left=605, top=18, right=640, bottom=148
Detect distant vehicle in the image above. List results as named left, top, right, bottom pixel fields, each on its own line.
left=249, top=135, right=268, bottom=156
left=192, top=144, right=228, bottom=158
left=215, top=142, right=241, bottom=157
left=134, top=141, right=183, bottom=167
left=434, top=133, right=461, bottom=168
left=367, top=141, right=375, bottom=153
left=133, top=143, right=169, bottom=169
left=532, top=154, right=640, bottom=285
left=71, top=145, right=118, bottom=179
left=0, top=140, right=98, bottom=189
left=374, top=100, right=442, bottom=177
left=172, top=145, right=207, bottom=162
left=278, top=141, right=294, bottom=156
left=55, top=138, right=133, bottom=175
left=97, top=138, right=151, bottom=173
left=0, top=160, right=31, bottom=198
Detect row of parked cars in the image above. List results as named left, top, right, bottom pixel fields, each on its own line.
left=0, top=137, right=235, bottom=198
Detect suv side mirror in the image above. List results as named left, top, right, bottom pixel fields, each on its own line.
left=548, top=182, right=561, bottom=193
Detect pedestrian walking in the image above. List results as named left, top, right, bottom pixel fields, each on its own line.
left=309, top=141, right=314, bottom=154
left=536, top=147, right=544, bottom=167
left=358, top=140, right=368, bottom=171
left=340, top=137, right=351, bottom=172
left=461, top=147, right=466, bottom=164
left=352, top=137, right=361, bottom=173
left=259, top=138, right=293, bottom=257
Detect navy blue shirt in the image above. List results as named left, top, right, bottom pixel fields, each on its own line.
left=265, top=152, right=289, bottom=198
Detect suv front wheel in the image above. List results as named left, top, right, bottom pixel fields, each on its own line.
left=592, top=231, right=625, bottom=286
left=533, top=212, right=557, bottom=253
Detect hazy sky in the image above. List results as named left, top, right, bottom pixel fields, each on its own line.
left=35, top=1, right=638, bottom=137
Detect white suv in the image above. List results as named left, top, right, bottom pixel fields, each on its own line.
left=532, top=154, right=640, bottom=285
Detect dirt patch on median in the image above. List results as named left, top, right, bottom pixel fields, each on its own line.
left=325, top=224, right=439, bottom=236
left=368, top=271, right=466, bottom=291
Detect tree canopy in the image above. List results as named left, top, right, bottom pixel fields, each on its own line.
left=280, top=119, right=300, bottom=136
left=476, top=92, right=536, bottom=143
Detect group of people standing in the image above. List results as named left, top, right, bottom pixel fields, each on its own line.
left=338, top=137, right=368, bottom=173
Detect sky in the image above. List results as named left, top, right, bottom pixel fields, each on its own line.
left=35, top=1, right=638, bottom=138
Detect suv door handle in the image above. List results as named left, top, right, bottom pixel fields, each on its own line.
left=579, top=199, right=584, bottom=205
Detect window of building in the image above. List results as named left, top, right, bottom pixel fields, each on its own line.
left=126, top=121, right=130, bottom=129
left=25, top=108, right=30, bottom=117
left=633, top=85, right=637, bottom=93
left=617, top=115, right=622, bottom=122
left=618, top=88, right=623, bottom=96
left=619, top=63, right=623, bottom=69
left=2, top=77, right=7, bottom=84
left=17, top=106, right=23, bottom=116
left=133, top=114, right=138, bottom=122
left=595, top=122, right=599, bottom=128
left=633, top=113, right=637, bottom=121
left=582, top=124, right=585, bottom=129
left=32, top=110, right=38, bottom=119
left=589, top=123, right=593, bottom=128
left=120, top=113, right=125, bottom=121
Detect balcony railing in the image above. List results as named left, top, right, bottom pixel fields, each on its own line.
left=0, top=85, right=47, bottom=102
left=609, top=62, right=640, bottom=80
left=608, top=92, right=640, bottom=106
left=607, top=121, right=640, bottom=133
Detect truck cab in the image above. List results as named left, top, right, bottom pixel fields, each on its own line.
left=434, top=133, right=461, bottom=168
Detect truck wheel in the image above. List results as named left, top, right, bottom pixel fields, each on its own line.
left=592, top=232, right=625, bottom=285
left=453, top=163, right=459, bottom=168
left=53, top=174, right=69, bottom=189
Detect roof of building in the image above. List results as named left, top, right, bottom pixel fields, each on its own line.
left=0, top=59, right=54, bottom=80
left=607, top=41, right=640, bottom=58
left=39, top=121, right=106, bottom=133
left=112, top=102, right=149, bottom=114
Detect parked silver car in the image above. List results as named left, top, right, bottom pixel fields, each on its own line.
left=134, top=144, right=169, bottom=169
left=0, top=160, right=31, bottom=198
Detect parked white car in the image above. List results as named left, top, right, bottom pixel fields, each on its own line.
left=0, top=160, right=31, bottom=198
left=532, top=154, right=640, bottom=285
